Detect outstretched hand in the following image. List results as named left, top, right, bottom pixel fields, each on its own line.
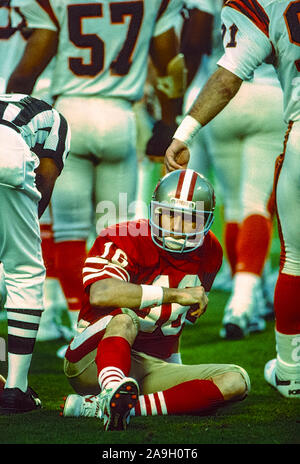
left=164, top=138, right=190, bottom=172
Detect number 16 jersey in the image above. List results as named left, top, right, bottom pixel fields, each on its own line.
left=80, top=219, right=223, bottom=360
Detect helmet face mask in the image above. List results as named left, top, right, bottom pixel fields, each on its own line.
left=149, top=169, right=215, bottom=254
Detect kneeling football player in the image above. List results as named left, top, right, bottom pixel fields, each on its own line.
left=60, top=169, right=250, bottom=430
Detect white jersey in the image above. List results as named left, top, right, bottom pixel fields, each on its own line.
left=0, top=5, right=27, bottom=93
left=191, top=0, right=277, bottom=85
left=17, top=0, right=183, bottom=101
left=218, top=0, right=300, bottom=122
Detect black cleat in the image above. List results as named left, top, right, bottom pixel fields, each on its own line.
left=0, top=386, right=42, bottom=414
left=100, top=377, right=139, bottom=431
left=224, top=323, right=245, bottom=340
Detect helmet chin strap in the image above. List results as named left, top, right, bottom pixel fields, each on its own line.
left=162, top=235, right=204, bottom=252
left=164, top=237, right=186, bottom=251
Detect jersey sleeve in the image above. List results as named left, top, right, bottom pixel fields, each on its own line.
left=202, top=232, right=223, bottom=292
left=154, top=0, right=183, bottom=37
left=217, top=2, right=272, bottom=81
left=31, top=106, right=70, bottom=173
left=82, top=235, right=138, bottom=291
left=18, top=0, right=59, bottom=31
left=41, top=110, right=70, bottom=172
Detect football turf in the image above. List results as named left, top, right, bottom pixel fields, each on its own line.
left=0, top=289, right=299, bottom=446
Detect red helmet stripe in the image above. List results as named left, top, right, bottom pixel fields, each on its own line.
left=175, top=170, right=186, bottom=198
left=175, top=169, right=198, bottom=201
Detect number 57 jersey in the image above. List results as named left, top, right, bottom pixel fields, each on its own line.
left=219, top=0, right=300, bottom=123
left=18, top=0, right=182, bottom=101
left=80, top=220, right=223, bottom=360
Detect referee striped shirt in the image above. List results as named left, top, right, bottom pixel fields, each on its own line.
left=0, top=93, right=70, bottom=172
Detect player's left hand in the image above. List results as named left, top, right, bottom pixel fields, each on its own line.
left=146, top=120, right=177, bottom=163
left=164, top=138, right=190, bottom=172
left=189, top=302, right=207, bottom=318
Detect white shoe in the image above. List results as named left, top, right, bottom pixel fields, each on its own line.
left=36, top=321, right=65, bottom=342
left=220, top=290, right=266, bottom=340
left=99, top=377, right=139, bottom=431
left=61, top=394, right=102, bottom=418
left=256, top=279, right=274, bottom=321
left=220, top=312, right=266, bottom=339
left=248, top=314, right=266, bottom=334
left=36, top=298, right=73, bottom=342
left=248, top=284, right=267, bottom=332
left=220, top=302, right=250, bottom=340
left=264, top=359, right=300, bottom=399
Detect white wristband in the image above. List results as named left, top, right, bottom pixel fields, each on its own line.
left=140, top=285, right=163, bottom=309
left=173, top=115, right=202, bottom=146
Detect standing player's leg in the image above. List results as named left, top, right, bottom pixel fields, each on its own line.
left=264, top=123, right=300, bottom=398
left=94, top=98, right=138, bottom=233
left=0, top=182, right=44, bottom=412
left=37, top=206, right=68, bottom=341
left=52, top=97, right=99, bottom=338
left=51, top=153, right=93, bottom=345
left=221, top=131, right=277, bottom=338
left=211, top=82, right=285, bottom=339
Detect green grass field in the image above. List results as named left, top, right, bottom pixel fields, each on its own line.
left=0, top=197, right=299, bottom=448
left=0, top=291, right=300, bottom=446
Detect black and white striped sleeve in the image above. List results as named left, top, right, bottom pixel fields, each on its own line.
left=39, top=108, right=71, bottom=173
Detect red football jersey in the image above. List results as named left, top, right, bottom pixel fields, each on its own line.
left=80, top=219, right=223, bottom=359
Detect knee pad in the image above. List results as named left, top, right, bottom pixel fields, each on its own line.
left=233, top=365, right=251, bottom=394
left=121, top=308, right=140, bottom=332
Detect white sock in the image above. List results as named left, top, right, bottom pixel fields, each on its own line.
left=98, top=366, right=125, bottom=391
left=275, top=330, right=300, bottom=380
left=5, top=353, right=32, bottom=392
left=229, top=272, right=260, bottom=317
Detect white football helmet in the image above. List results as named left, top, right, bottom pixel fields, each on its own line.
left=149, top=169, right=215, bottom=253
